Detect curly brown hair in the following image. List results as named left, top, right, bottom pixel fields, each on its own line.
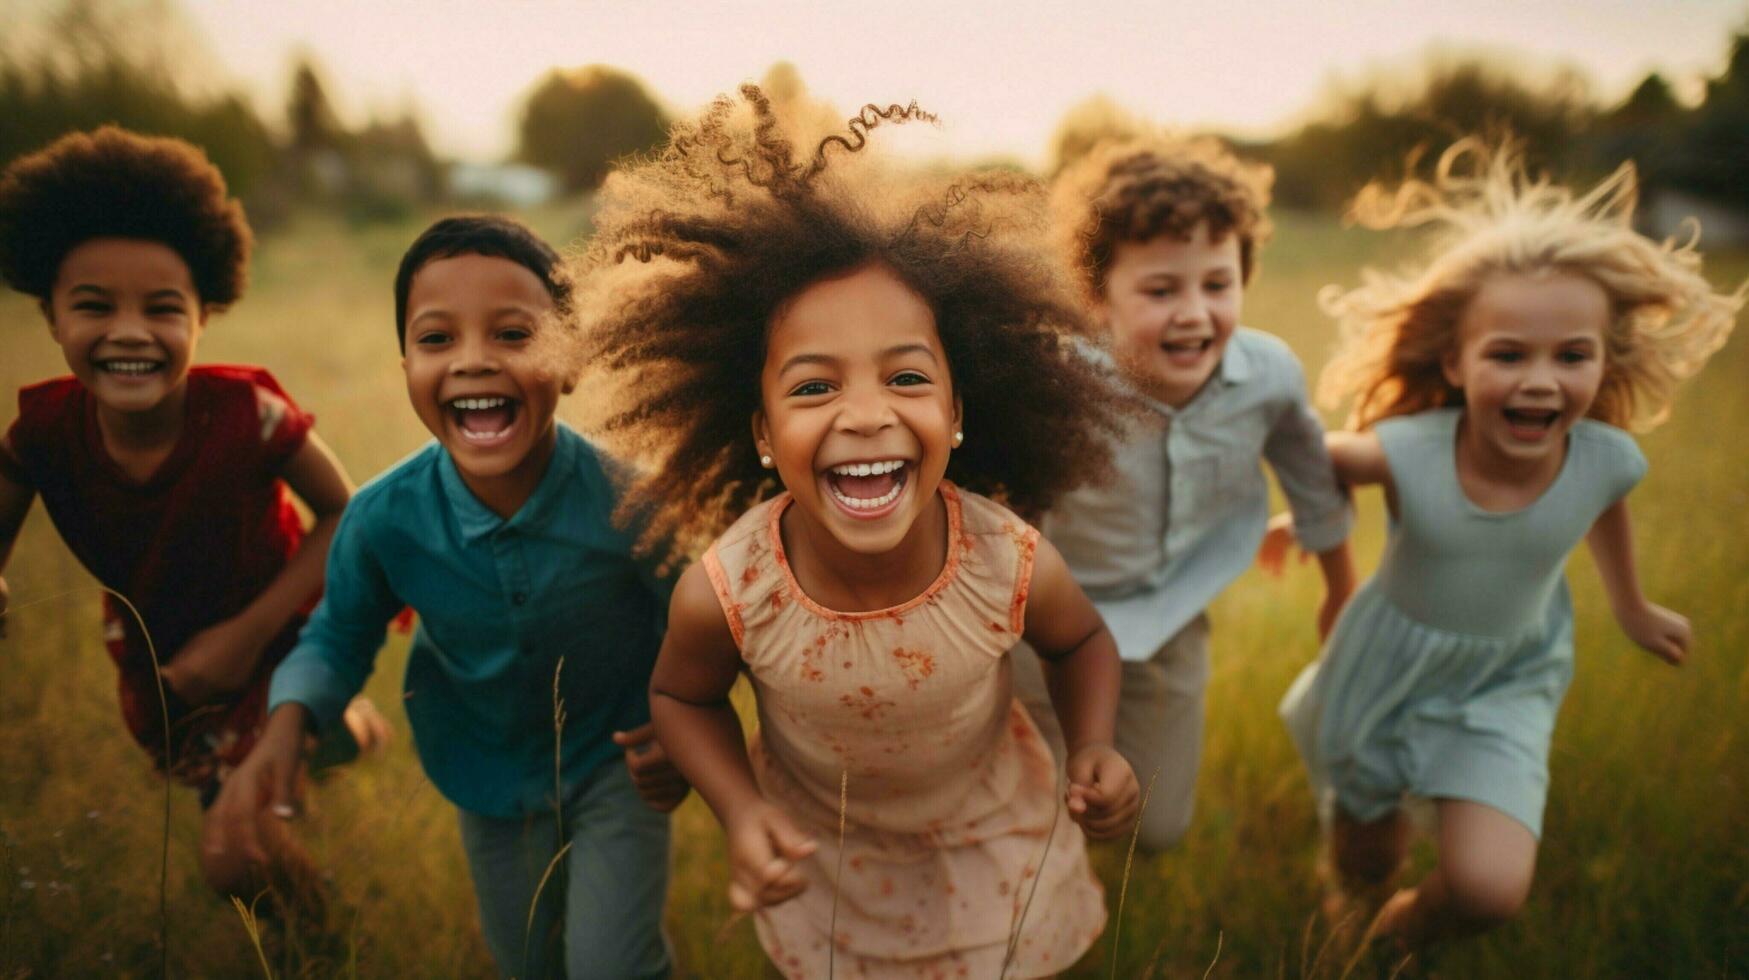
left=1050, top=136, right=1274, bottom=302
left=555, top=85, right=1129, bottom=560
left=1320, top=139, right=1742, bottom=433
left=0, top=126, right=252, bottom=306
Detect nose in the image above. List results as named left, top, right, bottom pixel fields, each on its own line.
left=107, top=308, right=153, bottom=344
left=1521, top=355, right=1558, bottom=392
left=834, top=381, right=897, bottom=436
left=1167, top=293, right=1208, bottom=328
left=449, top=332, right=501, bottom=375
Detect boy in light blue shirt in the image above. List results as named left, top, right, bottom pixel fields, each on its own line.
left=212, top=216, right=682, bottom=979
left=1014, top=138, right=1355, bottom=851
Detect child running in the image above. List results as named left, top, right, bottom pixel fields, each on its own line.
left=558, top=87, right=1141, bottom=978
left=1279, top=141, right=1741, bottom=947
left=0, top=126, right=381, bottom=897
left=1011, top=135, right=1355, bottom=851
left=212, top=216, right=684, bottom=979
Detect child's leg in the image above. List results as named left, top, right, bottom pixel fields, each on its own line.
left=1113, top=614, right=1210, bottom=851
left=559, top=761, right=672, bottom=980
left=1373, top=798, right=1537, bottom=945
left=457, top=807, right=566, bottom=979
left=1329, top=806, right=1409, bottom=890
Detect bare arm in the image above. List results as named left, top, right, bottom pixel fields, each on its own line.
left=160, top=432, right=355, bottom=703
left=1022, top=535, right=1138, bottom=838
left=1585, top=497, right=1689, bottom=665
left=0, top=449, right=37, bottom=629
left=1326, top=430, right=1391, bottom=490
left=651, top=562, right=814, bottom=909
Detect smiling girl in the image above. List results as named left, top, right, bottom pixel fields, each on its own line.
left=1277, top=140, right=1742, bottom=947
left=0, top=127, right=383, bottom=897
left=558, top=86, right=1140, bottom=977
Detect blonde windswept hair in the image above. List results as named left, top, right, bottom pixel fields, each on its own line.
left=1318, top=139, right=1743, bottom=432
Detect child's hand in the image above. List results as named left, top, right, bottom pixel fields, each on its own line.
left=160, top=616, right=268, bottom=705
left=1256, top=512, right=1303, bottom=578
left=613, top=723, right=692, bottom=813
left=208, top=704, right=308, bottom=868
left=1065, top=743, right=1140, bottom=840
left=724, top=801, right=817, bottom=912
left=1621, top=601, right=1691, bottom=665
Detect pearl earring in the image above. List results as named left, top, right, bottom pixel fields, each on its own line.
left=760, top=454, right=773, bottom=468
left=952, top=431, right=964, bottom=447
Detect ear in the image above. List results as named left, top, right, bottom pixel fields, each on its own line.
left=39, top=299, right=57, bottom=336
left=1440, top=344, right=1464, bottom=390
left=750, top=409, right=771, bottom=461
left=197, top=302, right=219, bottom=327
left=561, top=369, right=579, bottom=396
left=952, top=394, right=964, bottom=438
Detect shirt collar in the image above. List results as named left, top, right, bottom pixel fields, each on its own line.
left=438, top=423, right=578, bottom=544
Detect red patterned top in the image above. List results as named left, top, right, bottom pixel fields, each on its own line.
left=1, top=365, right=314, bottom=786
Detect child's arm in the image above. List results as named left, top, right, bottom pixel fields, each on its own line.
left=1261, top=421, right=1377, bottom=639
left=0, top=445, right=36, bottom=634
left=650, top=563, right=815, bottom=911
left=1023, top=536, right=1140, bottom=840
left=159, top=433, right=354, bottom=704
left=208, top=500, right=401, bottom=866
left=1586, top=497, right=1690, bottom=665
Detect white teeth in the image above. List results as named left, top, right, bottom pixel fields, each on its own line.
left=100, top=360, right=160, bottom=375
left=450, top=396, right=509, bottom=410
left=829, top=459, right=904, bottom=477
left=829, top=481, right=903, bottom=510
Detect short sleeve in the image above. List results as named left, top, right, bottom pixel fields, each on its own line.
left=249, top=370, right=314, bottom=464
left=1587, top=423, right=1648, bottom=505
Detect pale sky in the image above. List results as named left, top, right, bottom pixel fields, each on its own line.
left=173, top=0, right=1746, bottom=168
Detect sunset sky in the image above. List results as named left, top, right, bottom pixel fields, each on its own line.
left=163, top=0, right=1749, bottom=167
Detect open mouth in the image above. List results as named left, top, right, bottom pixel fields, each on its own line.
left=447, top=395, right=520, bottom=446
left=1502, top=407, right=1560, bottom=440
left=822, top=459, right=910, bottom=519
left=94, top=358, right=166, bottom=378
left=1160, top=337, right=1213, bottom=365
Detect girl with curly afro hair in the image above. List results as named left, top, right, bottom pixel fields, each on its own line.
left=556, top=86, right=1140, bottom=976
left=1279, top=140, right=1741, bottom=948
left=0, top=126, right=384, bottom=902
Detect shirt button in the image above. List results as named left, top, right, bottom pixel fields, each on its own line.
left=511, top=592, right=527, bottom=606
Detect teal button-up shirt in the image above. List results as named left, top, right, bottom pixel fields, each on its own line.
left=269, top=424, right=668, bottom=817
left=1043, top=329, right=1352, bottom=661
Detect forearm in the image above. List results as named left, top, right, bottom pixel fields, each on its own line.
left=229, top=513, right=342, bottom=649
left=650, top=690, right=765, bottom=823
left=1038, top=626, right=1122, bottom=754
left=1315, top=540, right=1356, bottom=599
left=1586, top=500, right=1649, bottom=617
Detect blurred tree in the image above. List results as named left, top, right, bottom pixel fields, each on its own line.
left=288, top=59, right=347, bottom=154
left=1673, top=32, right=1749, bottom=209
left=515, top=65, right=669, bottom=192
left=1046, top=94, right=1150, bottom=176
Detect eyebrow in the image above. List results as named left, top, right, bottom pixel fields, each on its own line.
left=777, top=343, right=940, bottom=376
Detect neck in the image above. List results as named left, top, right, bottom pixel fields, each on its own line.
left=458, top=421, right=559, bottom=519
left=784, top=487, right=949, bottom=612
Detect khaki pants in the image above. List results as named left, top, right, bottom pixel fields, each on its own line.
left=1011, top=613, right=1211, bottom=852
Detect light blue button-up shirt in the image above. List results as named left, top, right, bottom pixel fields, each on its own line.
left=1043, top=328, right=1351, bottom=661
left=269, top=424, right=669, bottom=817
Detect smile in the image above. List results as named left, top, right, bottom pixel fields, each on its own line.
left=1160, top=338, right=1213, bottom=363
left=823, top=459, right=910, bottom=518
left=94, top=358, right=165, bottom=376
left=447, top=395, right=521, bottom=445
left=1502, top=406, right=1560, bottom=441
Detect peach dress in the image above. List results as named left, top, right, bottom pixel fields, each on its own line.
left=703, top=482, right=1106, bottom=979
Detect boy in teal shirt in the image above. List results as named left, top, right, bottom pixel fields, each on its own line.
left=213, top=216, right=681, bottom=979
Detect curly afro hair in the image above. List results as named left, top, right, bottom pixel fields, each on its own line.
left=1051, top=135, right=1274, bottom=302
left=555, top=84, right=1132, bottom=561
left=0, top=126, right=252, bottom=306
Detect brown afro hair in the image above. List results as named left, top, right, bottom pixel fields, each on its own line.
left=1051, top=136, right=1274, bottom=302
left=0, top=126, right=252, bottom=306
left=556, top=85, right=1132, bottom=561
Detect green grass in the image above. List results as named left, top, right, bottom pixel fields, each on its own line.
left=0, top=207, right=1744, bottom=977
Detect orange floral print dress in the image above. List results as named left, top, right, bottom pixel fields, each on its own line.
left=702, top=482, right=1106, bottom=979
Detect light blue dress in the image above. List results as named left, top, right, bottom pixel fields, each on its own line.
left=1280, top=408, right=1646, bottom=837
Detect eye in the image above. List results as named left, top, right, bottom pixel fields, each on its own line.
left=889, top=370, right=930, bottom=387
left=1205, top=280, right=1231, bottom=293
left=1485, top=349, right=1523, bottom=363
left=147, top=304, right=187, bottom=317
left=1557, top=349, right=1594, bottom=364
left=71, top=300, right=112, bottom=314
left=1143, top=285, right=1174, bottom=298
left=497, top=326, right=532, bottom=343
left=414, top=331, right=451, bottom=347
left=789, top=380, right=832, bottom=397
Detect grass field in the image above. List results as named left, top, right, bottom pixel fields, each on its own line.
left=0, top=204, right=1744, bottom=978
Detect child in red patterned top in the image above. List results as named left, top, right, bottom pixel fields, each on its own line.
left=0, top=126, right=383, bottom=898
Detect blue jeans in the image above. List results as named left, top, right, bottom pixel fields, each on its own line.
left=457, top=760, right=672, bottom=979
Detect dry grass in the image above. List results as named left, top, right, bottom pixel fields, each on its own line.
left=0, top=206, right=1744, bottom=976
